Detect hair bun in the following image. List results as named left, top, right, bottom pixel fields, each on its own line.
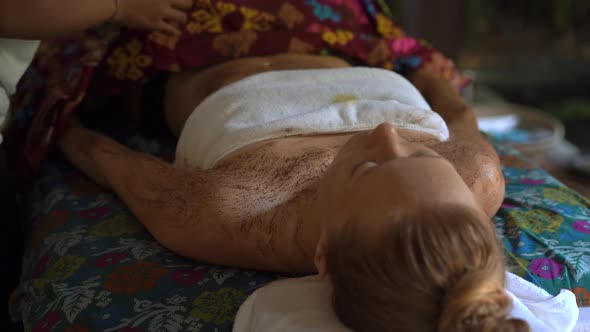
left=438, top=273, right=530, bottom=332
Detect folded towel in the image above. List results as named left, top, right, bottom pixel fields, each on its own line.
left=233, top=272, right=579, bottom=332
left=505, top=272, right=578, bottom=331
left=575, top=307, right=590, bottom=332
left=175, top=67, right=449, bottom=169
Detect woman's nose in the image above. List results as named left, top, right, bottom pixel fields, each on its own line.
left=369, top=122, right=407, bottom=158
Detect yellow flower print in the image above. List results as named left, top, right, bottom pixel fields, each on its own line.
left=91, top=215, right=143, bottom=237
left=191, top=288, right=247, bottom=324
left=188, top=0, right=236, bottom=33
left=32, top=278, right=49, bottom=290
left=505, top=253, right=529, bottom=277
left=107, top=39, right=152, bottom=81
left=543, top=187, right=582, bottom=205
left=240, top=7, right=276, bottom=31
left=508, top=209, right=564, bottom=234
left=322, top=29, right=354, bottom=46
left=376, top=13, right=404, bottom=39
left=44, top=256, right=86, bottom=281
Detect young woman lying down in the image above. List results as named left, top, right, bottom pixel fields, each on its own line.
left=59, top=53, right=530, bottom=331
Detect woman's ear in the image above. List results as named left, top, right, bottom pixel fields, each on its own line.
left=314, top=231, right=328, bottom=279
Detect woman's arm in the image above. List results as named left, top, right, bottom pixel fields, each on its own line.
left=59, top=123, right=311, bottom=273
left=59, top=124, right=226, bottom=260
left=0, top=0, right=192, bottom=39
left=408, top=68, right=478, bottom=136
left=409, top=68, right=505, bottom=217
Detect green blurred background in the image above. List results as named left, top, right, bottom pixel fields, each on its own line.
left=385, top=0, right=590, bottom=150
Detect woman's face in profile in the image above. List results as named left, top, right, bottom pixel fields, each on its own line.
left=315, top=122, right=483, bottom=234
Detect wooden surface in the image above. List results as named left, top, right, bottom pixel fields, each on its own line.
left=531, top=151, right=590, bottom=199
left=542, top=163, right=590, bottom=199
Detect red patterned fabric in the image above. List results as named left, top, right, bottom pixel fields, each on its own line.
left=6, top=0, right=469, bottom=177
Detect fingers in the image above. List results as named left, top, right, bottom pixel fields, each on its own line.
left=157, top=21, right=182, bottom=36
left=116, top=0, right=190, bottom=34
left=164, top=8, right=188, bottom=25
left=160, top=1, right=189, bottom=35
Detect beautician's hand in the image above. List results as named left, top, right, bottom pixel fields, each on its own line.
left=113, top=0, right=193, bottom=36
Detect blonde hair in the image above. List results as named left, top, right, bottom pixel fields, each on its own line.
left=325, top=205, right=530, bottom=332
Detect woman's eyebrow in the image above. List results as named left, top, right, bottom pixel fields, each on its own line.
left=351, top=151, right=442, bottom=175
left=409, top=151, right=442, bottom=159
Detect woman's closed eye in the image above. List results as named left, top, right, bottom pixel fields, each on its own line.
left=350, top=151, right=442, bottom=176
left=351, top=160, right=378, bottom=176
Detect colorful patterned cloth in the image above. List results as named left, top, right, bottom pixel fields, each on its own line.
left=8, top=134, right=590, bottom=331
left=4, top=0, right=469, bottom=177
left=8, top=1, right=589, bottom=329
left=495, top=143, right=590, bottom=301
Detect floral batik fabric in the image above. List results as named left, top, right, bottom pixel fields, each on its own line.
left=495, top=143, right=590, bottom=305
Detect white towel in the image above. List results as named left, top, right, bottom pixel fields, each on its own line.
left=233, top=273, right=580, bottom=332
left=0, top=38, right=40, bottom=143
left=576, top=307, right=590, bottom=332
left=175, top=67, right=449, bottom=169
left=505, top=272, right=578, bottom=332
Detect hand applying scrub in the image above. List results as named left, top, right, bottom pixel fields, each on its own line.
left=0, top=0, right=193, bottom=39
left=112, top=0, right=193, bottom=36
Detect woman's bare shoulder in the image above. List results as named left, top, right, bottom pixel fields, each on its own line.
left=431, top=133, right=505, bottom=217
